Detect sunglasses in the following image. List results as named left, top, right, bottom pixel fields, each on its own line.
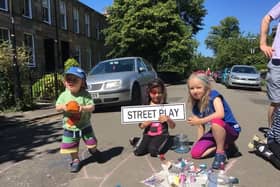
left=66, top=77, right=79, bottom=83
left=150, top=90, right=163, bottom=95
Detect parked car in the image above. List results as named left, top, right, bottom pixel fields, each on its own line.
left=213, top=70, right=223, bottom=83
left=86, top=57, right=158, bottom=107
left=215, top=70, right=223, bottom=83
left=221, top=68, right=230, bottom=85
left=225, top=65, right=261, bottom=90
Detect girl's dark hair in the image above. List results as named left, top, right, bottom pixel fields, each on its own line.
left=144, top=78, right=167, bottom=104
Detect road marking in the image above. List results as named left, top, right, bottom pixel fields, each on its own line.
left=145, top=155, right=157, bottom=173
left=99, top=153, right=133, bottom=187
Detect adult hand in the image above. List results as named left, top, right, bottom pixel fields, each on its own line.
left=260, top=44, right=274, bottom=58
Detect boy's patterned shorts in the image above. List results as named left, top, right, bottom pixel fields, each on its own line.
left=60, top=126, right=97, bottom=154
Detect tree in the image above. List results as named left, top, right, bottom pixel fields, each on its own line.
left=103, top=0, right=206, bottom=71
left=0, top=41, right=29, bottom=110
left=205, top=16, right=240, bottom=54
left=177, top=0, right=207, bottom=35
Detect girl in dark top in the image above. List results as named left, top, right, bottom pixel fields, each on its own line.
left=132, top=78, right=176, bottom=157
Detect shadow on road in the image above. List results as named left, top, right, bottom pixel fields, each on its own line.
left=0, top=116, right=61, bottom=164
left=80, top=146, right=124, bottom=168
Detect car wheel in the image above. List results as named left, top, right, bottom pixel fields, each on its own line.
left=131, top=84, right=141, bottom=105
left=225, top=80, right=230, bottom=88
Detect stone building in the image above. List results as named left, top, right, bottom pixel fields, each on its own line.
left=0, top=0, right=108, bottom=74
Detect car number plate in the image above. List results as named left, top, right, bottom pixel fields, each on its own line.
left=91, top=93, right=99, bottom=99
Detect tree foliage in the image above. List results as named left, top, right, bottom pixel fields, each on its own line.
left=0, top=41, right=29, bottom=73
left=103, top=0, right=206, bottom=71
left=177, top=0, right=207, bottom=34
left=205, top=17, right=240, bottom=54
left=0, top=41, right=30, bottom=110
left=203, top=16, right=269, bottom=70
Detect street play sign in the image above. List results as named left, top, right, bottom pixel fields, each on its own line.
left=121, top=103, right=186, bottom=124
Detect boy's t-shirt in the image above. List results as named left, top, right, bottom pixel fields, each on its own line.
left=56, top=89, right=94, bottom=131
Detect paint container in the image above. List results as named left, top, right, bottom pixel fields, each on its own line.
left=206, top=171, right=234, bottom=187
left=174, top=134, right=189, bottom=154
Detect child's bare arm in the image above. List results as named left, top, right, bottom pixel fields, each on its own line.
left=80, top=104, right=95, bottom=112
left=138, top=121, right=152, bottom=129
left=56, top=104, right=66, bottom=112
left=197, top=124, right=205, bottom=140
left=159, top=115, right=176, bottom=129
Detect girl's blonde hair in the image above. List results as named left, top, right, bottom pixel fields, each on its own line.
left=187, top=72, right=211, bottom=113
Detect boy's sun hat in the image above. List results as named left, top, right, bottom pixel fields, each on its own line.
left=65, top=66, right=86, bottom=79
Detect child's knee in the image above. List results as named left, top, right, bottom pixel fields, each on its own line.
left=148, top=147, right=159, bottom=157
left=191, top=148, right=203, bottom=159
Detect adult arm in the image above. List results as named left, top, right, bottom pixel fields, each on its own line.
left=260, top=15, right=274, bottom=58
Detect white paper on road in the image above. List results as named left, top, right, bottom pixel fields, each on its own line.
left=121, top=103, right=186, bottom=124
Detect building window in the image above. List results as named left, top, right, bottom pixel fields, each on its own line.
left=0, top=27, right=9, bottom=42
left=23, top=0, right=32, bottom=18
left=42, top=0, right=51, bottom=24
left=95, top=22, right=100, bottom=40
left=24, top=33, right=35, bottom=67
left=74, top=46, right=81, bottom=64
left=86, top=48, right=92, bottom=70
left=85, top=14, right=90, bottom=37
left=73, top=8, right=79, bottom=33
left=59, top=0, right=67, bottom=29
left=0, top=0, right=8, bottom=11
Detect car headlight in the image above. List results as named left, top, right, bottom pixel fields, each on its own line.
left=231, top=75, right=239, bottom=80
left=104, top=80, right=121, bottom=89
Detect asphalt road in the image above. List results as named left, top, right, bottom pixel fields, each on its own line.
left=0, top=81, right=279, bottom=187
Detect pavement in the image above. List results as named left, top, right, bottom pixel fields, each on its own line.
left=0, top=104, right=60, bottom=127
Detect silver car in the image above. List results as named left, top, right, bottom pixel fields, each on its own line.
left=86, top=57, right=158, bottom=106
left=225, top=65, right=261, bottom=90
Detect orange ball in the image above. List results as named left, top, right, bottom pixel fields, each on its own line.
left=66, top=100, right=80, bottom=113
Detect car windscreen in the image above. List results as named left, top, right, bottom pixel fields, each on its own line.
left=88, top=59, right=135, bottom=75
left=232, top=67, right=257, bottom=74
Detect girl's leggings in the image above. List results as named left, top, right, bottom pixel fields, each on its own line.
left=191, top=118, right=239, bottom=159
left=134, top=134, right=169, bottom=157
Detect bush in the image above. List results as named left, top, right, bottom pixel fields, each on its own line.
left=254, top=64, right=267, bottom=71
left=64, top=58, right=79, bottom=72
left=0, top=72, right=14, bottom=110
left=157, top=71, right=185, bottom=84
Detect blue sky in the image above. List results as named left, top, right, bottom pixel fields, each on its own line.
left=80, top=0, right=279, bottom=56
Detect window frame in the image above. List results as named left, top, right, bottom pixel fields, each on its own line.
left=59, top=0, right=67, bottom=30
left=42, top=0, right=51, bottom=24
left=95, top=22, right=100, bottom=40
left=0, top=0, right=8, bottom=11
left=23, top=0, right=32, bottom=18
left=73, top=7, right=79, bottom=33
left=84, top=13, right=90, bottom=37
left=74, top=46, right=81, bottom=64
left=23, top=33, right=36, bottom=67
left=0, top=27, right=9, bottom=42
left=86, top=48, right=92, bottom=70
